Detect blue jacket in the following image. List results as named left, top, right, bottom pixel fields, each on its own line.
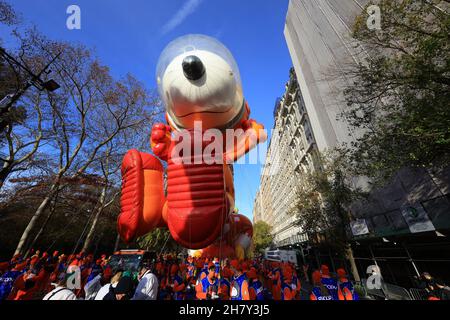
left=199, top=277, right=219, bottom=299
left=170, top=274, right=185, bottom=300
left=250, top=279, right=264, bottom=300
left=0, top=270, right=23, bottom=300
left=231, top=274, right=247, bottom=300
left=311, top=286, right=333, bottom=301
left=321, top=277, right=339, bottom=300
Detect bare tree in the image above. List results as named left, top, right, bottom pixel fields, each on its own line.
left=81, top=145, right=119, bottom=253
left=1, top=29, right=61, bottom=191
left=13, top=31, right=161, bottom=256
left=0, top=89, right=45, bottom=190
left=0, top=1, right=20, bottom=26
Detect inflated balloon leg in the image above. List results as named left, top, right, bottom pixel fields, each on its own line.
left=118, top=150, right=166, bottom=243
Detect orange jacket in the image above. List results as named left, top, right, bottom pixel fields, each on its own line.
left=282, top=283, right=295, bottom=300
left=239, top=279, right=250, bottom=300
left=8, top=274, right=42, bottom=300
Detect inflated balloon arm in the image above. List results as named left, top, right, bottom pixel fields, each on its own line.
left=225, top=103, right=267, bottom=163
left=150, top=123, right=173, bottom=162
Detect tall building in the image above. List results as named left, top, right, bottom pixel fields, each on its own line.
left=284, top=0, right=371, bottom=152
left=281, top=0, right=450, bottom=286
left=252, top=189, right=262, bottom=224
left=255, top=68, right=313, bottom=247
left=254, top=0, right=450, bottom=286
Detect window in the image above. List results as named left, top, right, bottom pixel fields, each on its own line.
left=304, top=120, right=314, bottom=145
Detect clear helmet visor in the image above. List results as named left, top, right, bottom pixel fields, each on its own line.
left=156, top=34, right=244, bottom=130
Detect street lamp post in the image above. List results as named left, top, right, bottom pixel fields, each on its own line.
left=403, top=243, right=421, bottom=278
left=0, top=46, right=61, bottom=132
left=369, top=245, right=378, bottom=267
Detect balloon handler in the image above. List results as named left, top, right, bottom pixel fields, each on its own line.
left=117, top=35, right=267, bottom=260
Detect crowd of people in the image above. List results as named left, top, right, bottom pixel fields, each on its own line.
left=412, top=272, right=450, bottom=301
left=0, top=249, right=362, bottom=300
left=1, top=249, right=447, bottom=301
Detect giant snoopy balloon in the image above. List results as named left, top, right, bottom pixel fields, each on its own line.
left=118, top=34, right=266, bottom=259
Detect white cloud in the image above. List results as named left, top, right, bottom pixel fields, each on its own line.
left=161, top=0, right=204, bottom=35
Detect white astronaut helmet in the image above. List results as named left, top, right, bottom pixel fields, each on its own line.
left=156, top=34, right=245, bottom=130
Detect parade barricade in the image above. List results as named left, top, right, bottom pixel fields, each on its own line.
left=359, top=278, right=412, bottom=300
left=409, top=288, right=429, bottom=301
left=382, top=282, right=412, bottom=300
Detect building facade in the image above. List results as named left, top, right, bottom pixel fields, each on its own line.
left=278, top=0, right=450, bottom=286
left=283, top=0, right=450, bottom=234
left=255, top=68, right=315, bottom=247
left=252, top=190, right=261, bottom=224
left=284, top=0, right=371, bottom=152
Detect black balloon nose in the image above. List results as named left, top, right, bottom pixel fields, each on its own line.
left=182, top=55, right=205, bottom=81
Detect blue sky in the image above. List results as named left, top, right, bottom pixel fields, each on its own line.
left=0, top=0, right=292, bottom=220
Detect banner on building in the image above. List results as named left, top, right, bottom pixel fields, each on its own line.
left=401, top=204, right=435, bottom=234
left=350, top=219, right=370, bottom=236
